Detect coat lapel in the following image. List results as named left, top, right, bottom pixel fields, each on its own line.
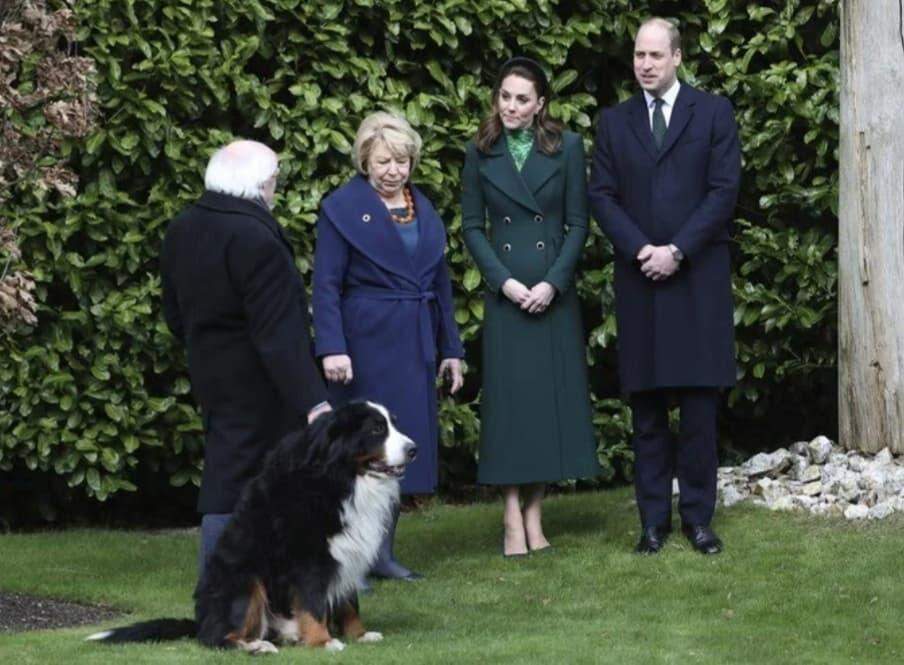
left=628, top=93, right=658, bottom=161
left=656, top=85, right=695, bottom=163
left=321, top=176, right=417, bottom=284
left=409, top=185, right=445, bottom=279
left=521, top=140, right=561, bottom=198
left=479, top=136, right=543, bottom=215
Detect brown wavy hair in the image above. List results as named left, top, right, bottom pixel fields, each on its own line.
left=475, top=63, right=563, bottom=155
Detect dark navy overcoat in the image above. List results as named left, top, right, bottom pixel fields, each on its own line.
left=312, top=176, right=464, bottom=494
left=588, top=85, right=742, bottom=393
left=161, top=191, right=327, bottom=514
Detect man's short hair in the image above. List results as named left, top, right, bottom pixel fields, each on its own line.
left=204, top=140, right=278, bottom=200
left=352, top=112, right=422, bottom=175
left=638, top=17, right=682, bottom=53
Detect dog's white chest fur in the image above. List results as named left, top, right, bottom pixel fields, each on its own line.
left=327, top=474, right=398, bottom=606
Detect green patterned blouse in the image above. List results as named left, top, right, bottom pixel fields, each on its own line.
left=505, top=127, right=534, bottom=171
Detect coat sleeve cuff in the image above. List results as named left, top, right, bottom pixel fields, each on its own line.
left=439, top=342, right=465, bottom=359
left=314, top=342, right=347, bottom=358
left=486, top=269, right=512, bottom=294
left=543, top=273, right=567, bottom=295
left=628, top=239, right=651, bottom=261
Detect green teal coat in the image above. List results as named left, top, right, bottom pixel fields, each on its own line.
left=461, top=130, right=600, bottom=485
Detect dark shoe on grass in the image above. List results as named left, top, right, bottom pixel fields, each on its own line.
left=371, top=558, right=423, bottom=581
left=682, top=525, right=723, bottom=555
left=370, top=551, right=424, bottom=582
left=635, top=525, right=669, bottom=554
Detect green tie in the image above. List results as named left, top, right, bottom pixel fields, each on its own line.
left=652, top=98, right=666, bottom=149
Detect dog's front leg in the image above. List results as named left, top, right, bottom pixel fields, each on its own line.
left=292, top=597, right=344, bottom=652
left=336, top=595, right=383, bottom=644
left=223, top=579, right=280, bottom=655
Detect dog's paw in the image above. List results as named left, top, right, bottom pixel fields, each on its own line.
left=243, top=639, right=279, bottom=655
left=324, top=638, right=346, bottom=652
left=357, top=631, right=383, bottom=643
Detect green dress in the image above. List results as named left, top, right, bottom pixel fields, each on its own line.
left=461, top=129, right=600, bottom=484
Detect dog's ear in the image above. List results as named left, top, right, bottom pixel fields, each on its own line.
left=305, top=410, right=335, bottom=442
left=301, top=410, right=341, bottom=468
left=303, top=407, right=366, bottom=470
left=260, top=421, right=312, bottom=474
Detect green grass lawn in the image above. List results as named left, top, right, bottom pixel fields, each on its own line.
left=1, top=487, right=902, bottom=664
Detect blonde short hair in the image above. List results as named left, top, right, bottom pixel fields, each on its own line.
left=352, top=112, right=422, bottom=175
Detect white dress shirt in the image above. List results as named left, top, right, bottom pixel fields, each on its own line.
left=643, top=79, right=681, bottom=129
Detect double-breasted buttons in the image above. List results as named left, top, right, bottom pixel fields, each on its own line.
left=503, top=216, right=512, bottom=224
left=534, top=214, right=544, bottom=223
left=502, top=243, right=512, bottom=252
left=536, top=241, right=545, bottom=250
left=362, top=213, right=371, bottom=223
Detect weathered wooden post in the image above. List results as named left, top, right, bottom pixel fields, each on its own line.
left=838, top=1, right=904, bottom=452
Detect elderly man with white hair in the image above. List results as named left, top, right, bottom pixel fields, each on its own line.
left=161, top=139, right=330, bottom=581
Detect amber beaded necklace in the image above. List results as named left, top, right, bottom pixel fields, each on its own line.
left=389, top=187, right=416, bottom=225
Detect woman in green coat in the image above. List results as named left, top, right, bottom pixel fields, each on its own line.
left=461, top=58, right=600, bottom=557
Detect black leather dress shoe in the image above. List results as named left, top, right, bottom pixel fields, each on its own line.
left=372, top=569, right=424, bottom=581
left=682, top=525, right=723, bottom=555
left=634, top=525, right=669, bottom=554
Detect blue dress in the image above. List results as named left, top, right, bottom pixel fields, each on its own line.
left=312, top=177, right=463, bottom=493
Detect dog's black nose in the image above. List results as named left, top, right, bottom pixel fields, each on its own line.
left=405, top=441, right=417, bottom=461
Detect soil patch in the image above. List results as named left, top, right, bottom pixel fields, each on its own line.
left=0, top=591, right=123, bottom=633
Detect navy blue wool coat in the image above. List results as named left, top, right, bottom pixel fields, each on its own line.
left=588, top=85, right=742, bottom=393
left=312, top=176, right=464, bottom=494
left=161, top=191, right=328, bottom=514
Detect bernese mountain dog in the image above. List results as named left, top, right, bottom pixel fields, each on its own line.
left=87, top=401, right=415, bottom=654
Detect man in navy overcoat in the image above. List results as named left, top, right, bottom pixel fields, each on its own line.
left=162, top=141, right=330, bottom=579
left=588, top=18, right=741, bottom=555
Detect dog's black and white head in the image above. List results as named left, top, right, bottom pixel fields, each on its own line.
left=304, top=401, right=416, bottom=479
left=311, top=402, right=417, bottom=607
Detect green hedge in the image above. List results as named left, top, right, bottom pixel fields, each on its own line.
left=0, top=0, right=838, bottom=504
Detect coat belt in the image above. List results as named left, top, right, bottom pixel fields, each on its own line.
left=343, top=286, right=438, bottom=363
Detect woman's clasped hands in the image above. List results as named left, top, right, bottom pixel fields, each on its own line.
left=502, top=278, right=556, bottom=314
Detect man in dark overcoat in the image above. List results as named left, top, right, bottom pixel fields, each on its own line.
left=588, top=18, right=741, bottom=554
left=161, top=140, right=330, bottom=578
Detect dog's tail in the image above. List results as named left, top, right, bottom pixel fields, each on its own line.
left=85, top=618, right=196, bottom=643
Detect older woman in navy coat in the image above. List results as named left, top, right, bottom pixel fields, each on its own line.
left=313, top=112, right=464, bottom=582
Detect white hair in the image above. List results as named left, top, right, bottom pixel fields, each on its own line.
left=204, top=140, right=278, bottom=200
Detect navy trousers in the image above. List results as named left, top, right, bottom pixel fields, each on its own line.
left=198, top=512, right=232, bottom=582
left=630, top=388, right=719, bottom=528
